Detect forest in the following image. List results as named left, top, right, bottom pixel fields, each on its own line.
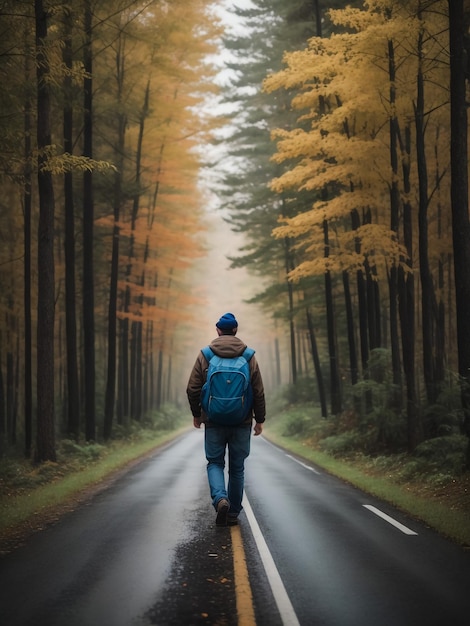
left=0, top=0, right=469, bottom=473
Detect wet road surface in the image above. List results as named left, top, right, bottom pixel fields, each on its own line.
left=0, top=431, right=221, bottom=626
left=0, top=429, right=469, bottom=625
left=244, top=437, right=470, bottom=625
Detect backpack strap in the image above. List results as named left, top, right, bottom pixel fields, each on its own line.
left=202, top=346, right=254, bottom=362
left=242, top=347, right=255, bottom=361
left=201, top=346, right=214, bottom=362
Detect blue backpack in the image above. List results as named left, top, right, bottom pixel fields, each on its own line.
left=200, top=346, right=255, bottom=425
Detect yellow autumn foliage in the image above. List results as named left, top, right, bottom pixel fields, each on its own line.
left=265, top=0, right=450, bottom=287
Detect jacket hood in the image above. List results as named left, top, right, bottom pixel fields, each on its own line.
left=209, top=335, right=247, bottom=358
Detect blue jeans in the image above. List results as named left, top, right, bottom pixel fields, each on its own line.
left=204, top=425, right=251, bottom=517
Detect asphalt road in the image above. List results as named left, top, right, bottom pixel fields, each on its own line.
left=243, top=437, right=470, bottom=625
left=0, top=429, right=469, bottom=626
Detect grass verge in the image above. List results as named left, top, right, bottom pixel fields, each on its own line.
left=0, top=427, right=189, bottom=552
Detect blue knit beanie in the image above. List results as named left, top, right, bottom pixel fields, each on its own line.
left=216, top=312, right=238, bottom=330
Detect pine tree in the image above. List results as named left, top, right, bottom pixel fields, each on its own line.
left=217, top=0, right=359, bottom=395
left=265, top=0, right=452, bottom=447
left=35, top=0, right=56, bottom=462
left=448, top=0, right=470, bottom=467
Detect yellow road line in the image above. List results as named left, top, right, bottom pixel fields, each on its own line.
left=231, top=524, right=256, bottom=625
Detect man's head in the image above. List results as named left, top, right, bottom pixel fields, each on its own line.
left=216, top=312, right=238, bottom=335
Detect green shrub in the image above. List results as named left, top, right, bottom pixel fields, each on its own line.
left=319, top=431, right=365, bottom=455
left=275, top=403, right=327, bottom=439
left=283, top=412, right=316, bottom=438
left=0, top=461, right=39, bottom=490
left=59, top=439, right=105, bottom=461
left=144, top=405, right=184, bottom=431
left=423, top=384, right=464, bottom=437
left=0, top=459, right=64, bottom=491
left=413, top=435, right=467, bottom=474
left=110, top=405, right=184, bottom=439
left=0, top=458, right=23, bottom=481
left=283, top=377, right=318, bottom=405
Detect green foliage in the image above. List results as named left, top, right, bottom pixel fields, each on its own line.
left=59, top=440, right=106, bottom=462
left=282, top=407, right=317, bottom=438
left=412, top=435, right=467, bottom=475
left=351, top=349, right=407, bottom=450
left=423, top=381, right=465, bottom=437
left=0, top=441, right=107, bottom=494
left=319, top=430, right=366, bottom=455
left=141, top=405, right=184, bottom=432
left=283, top=377, right=318, bottom=404
left=268, top=377, right=329, bottom=436
left=112, top=405, right=184, bottom=440
left=267, top=395, right=326, bottom=439
left=271, top=395, right=469, bottom=481
left=0, top=459, right=62, bottom=492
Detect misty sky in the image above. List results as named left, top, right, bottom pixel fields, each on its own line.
left=188, top=0, right=269, bottom=352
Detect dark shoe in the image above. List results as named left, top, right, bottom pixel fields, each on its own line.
left=227, top=516, right=238, bottom=526
left=215, top=498, right=229, bottom=526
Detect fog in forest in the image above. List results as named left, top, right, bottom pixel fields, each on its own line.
left=177, top=0, right=277, bottom=394
left=179, top=205, right=276, bottom=396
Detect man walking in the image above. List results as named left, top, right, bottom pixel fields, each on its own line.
left=186, top=312, right=266, bottom=526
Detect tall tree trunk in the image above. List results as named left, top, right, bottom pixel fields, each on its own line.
left=296, top=329, right=304, bottom=377
left=118, top=315, right=129, bottom=421
left=130, top=321, right=138, bottom=419
left=132, top=305, right=143, bottom=421
left=103, top=164, right=122, bottom=439
left=398, top=124, right=418, bottom=451
left=118, top=27, right=145, bottom=423
left=0, top=344, right=4, bottom=456
left=364, top=209, right=380, bottom=353
left=148, top=321, right=154, bottom=410
left=415, top=11, right=440, bottom=405
left=342, top=270, right=358, bottom=388
left=387, top=38, right=402, bottom=400
left=156, top=349, right=163, bottom=410
left=35, top=0, right=56, bottom=462
left=7, top=349, right=15, bottom=445
left=143, top=321, right=151, bottom=415
left=63, top=6, right=80, bottom=441
left=434, top=131, right=445, bottom=403
left=284, top=236, right=297, bottom=386
left=111, top=32, right=129, bottom=426
left=448, top=0, right=470, bottom=467
left=323, top=219, right=342, bottom=415
left=342, top=268, right=361, bottom=416
left=83, top=0, right=95, bottom=441
left=129, top=81, right=149, bottom=421
left=306, top=306, right=327, bottom=417
left=103, top=96, right=126, bottom=438
left=351, top=209, right=369, bottom=376
left=23, top=39, right=33, bottom=458
left=274, top=336, right=281, bottom=388
left=166, top=353, right=172, bottom=406
left=313, top=0, right=322, bottom=38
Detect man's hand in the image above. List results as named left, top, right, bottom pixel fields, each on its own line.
left=193, top=417, right=202, bottom=429
left=253, top=422, right=263, bottom=436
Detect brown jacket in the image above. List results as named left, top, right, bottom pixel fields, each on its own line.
left=186, top=334, right=266, bottom=425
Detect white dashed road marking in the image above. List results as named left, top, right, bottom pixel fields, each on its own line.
left=285, top=454, right=321, bottom=474
left=363, top=504, right=418, bottom=535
